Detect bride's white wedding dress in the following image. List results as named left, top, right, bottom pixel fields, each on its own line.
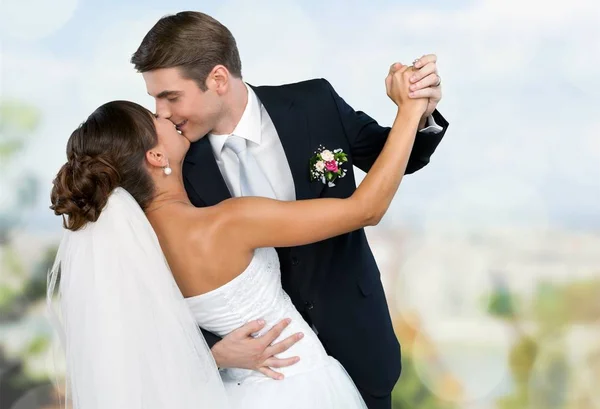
left=48, top=188, right=365, bottom=408
left=186, top=247, right=367, bottom=408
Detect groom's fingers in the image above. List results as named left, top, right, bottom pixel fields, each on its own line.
left=258, top=318, right=292, bottom=346
left=233, top=319, right=268, bottom=338
left=410, top=62, right=437, bottom=86
left=409, top=86, right=442, bottom=100
left=265, top=332, right=304, bottom=357
left=258, top=366, right=285, bottom=380
left=413, top=53, right=437, bottom=69
left=263, top=356, right=301, bottom=368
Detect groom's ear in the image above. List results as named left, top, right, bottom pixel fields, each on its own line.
left=208, top=65, right=229, bottom=95
left=146, top=149, right=166, bottom=169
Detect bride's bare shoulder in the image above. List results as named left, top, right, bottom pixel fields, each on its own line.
left=192, top=198, right=245, bottom=231
left=186, top=199, right=243, bottom=249
left=185, top=200, right=251, bottom=273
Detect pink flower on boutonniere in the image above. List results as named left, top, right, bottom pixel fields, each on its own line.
left=325, top=161, right=338, bottom=172
left=309, top=145, right=348, bottom=187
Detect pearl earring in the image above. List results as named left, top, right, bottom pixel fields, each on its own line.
left=163, top=160, right=172, bottom=176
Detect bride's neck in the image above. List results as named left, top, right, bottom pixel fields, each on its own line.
left=147, top=177, right=193, bottom=212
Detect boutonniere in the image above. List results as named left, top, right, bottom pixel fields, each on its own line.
left=309, top=145, right=348, bottom=187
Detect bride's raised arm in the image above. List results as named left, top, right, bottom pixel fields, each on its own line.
left=215, top=64, right=427, bottom=250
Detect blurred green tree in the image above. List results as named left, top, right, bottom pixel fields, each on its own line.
left=0, top=98, right=56, bottom=408
left=487, top=277, right=600, bottom=409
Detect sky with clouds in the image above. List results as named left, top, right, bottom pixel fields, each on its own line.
left=1, top=0, right=598, bottom=234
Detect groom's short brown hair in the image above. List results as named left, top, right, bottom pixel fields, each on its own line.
left=131, top=11, right=242, bottom=91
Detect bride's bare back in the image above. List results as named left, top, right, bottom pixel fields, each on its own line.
left=147, top=203, right=254, bottom=297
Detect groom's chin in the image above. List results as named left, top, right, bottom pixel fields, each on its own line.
left=183, top=131, right=205, bottom=143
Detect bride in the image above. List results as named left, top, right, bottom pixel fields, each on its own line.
left=47, top=63, right=425, bottom=408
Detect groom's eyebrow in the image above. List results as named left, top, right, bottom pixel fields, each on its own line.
left=153, top=90, right=182, bottom=99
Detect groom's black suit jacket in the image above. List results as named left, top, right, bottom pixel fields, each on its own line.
left=182, top=79, right=448, bottom=399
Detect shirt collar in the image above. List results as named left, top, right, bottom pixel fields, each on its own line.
left=208, top=83, right=262, bottom=160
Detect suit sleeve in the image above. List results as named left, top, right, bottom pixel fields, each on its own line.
left=321, top=79, right=449, bottom=174
left=201, top=328, right=222, bottom=350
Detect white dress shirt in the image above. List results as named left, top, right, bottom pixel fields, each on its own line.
left=208, top=84, right=296, bottom=201
left=208, top=83, right=443, bottom=200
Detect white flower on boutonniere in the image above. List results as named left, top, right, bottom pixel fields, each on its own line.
left=320, top=150, right=334, bottom=162
left=309, top=145, right=348, bottom=187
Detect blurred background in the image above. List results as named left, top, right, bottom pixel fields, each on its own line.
left=1, top=0, right=599, bottom=408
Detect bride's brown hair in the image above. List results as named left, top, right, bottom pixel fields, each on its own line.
left=50, top=101, right=158, bottom=231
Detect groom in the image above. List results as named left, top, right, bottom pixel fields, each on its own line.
left=132, top=11, right=447, bottom=409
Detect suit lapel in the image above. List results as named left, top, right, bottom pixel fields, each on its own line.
left=183, top=137, right=231, bottom=206
left=184, top=83, right=325, bottom=206
left=251, top=84, right=324, bottom=200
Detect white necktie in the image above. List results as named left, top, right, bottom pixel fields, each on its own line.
left=223, top=135, right=276, bottom=199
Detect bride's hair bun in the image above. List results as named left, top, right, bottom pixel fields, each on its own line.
left=50, top=153, right=120, bottom=231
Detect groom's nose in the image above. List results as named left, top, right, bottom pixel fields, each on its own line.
left=155, top=101, right=171, bottom=119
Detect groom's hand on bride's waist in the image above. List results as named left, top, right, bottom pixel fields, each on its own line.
left=211, top=318, right=304, bottom=380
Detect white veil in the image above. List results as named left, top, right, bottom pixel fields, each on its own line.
left=47, top=187, right=230, bottom=409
